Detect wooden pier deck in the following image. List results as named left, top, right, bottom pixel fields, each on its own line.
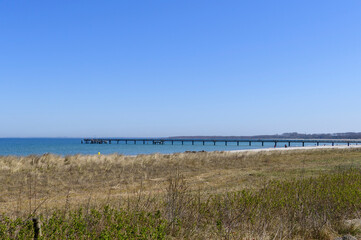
left=82, top=138, right=361, bottom=147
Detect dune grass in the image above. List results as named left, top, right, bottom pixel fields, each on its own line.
left=1, top=148, right=361, bottom=239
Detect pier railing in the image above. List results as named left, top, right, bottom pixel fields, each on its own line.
left=81, top=138, right=361, bottom=147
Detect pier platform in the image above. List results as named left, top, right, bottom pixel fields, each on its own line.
left=81, top=138, right=361, bottom=147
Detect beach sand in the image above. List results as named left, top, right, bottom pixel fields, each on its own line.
left=229, top=144, right=361, bottom=154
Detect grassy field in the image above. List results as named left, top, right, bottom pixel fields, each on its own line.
left=1, top=148, right=361, bottom=239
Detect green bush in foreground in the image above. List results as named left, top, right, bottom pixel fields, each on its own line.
left=0, top=207, right=167, bottom=240
left=2, top=168, right=361, bottom=239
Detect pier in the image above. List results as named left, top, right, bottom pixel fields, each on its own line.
left=82, top=138, right=361, bottom=147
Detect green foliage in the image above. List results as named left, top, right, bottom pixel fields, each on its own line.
left=2, top=168, right=361, bottom=239
left=0, top=206, right=167, bottom=239
left=205, top=168, right=361, bottom=238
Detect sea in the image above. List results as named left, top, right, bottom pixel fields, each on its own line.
left=0, top=138, right=349, bottom=156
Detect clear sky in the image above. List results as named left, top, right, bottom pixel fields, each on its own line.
left=1, top=0, right=361, bottom=137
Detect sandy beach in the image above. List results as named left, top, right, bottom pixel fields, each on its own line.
left=229, top=144, right=361, bottom=154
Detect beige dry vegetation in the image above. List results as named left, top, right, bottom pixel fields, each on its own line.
left=2, top=147, right=361, bottom=216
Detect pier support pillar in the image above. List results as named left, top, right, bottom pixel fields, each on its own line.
left=348, top=142, right=350, bottom=146
left=332, top=142, right=334, bottom=146
left=203, top=141, right=205, bottom=145
left=237, top=141, right=239, bottom=146
left=262, top=141, right=264, bottom=146
left=182, top=141, right=184, bottom=145
left=225, top=141, right=227, bottom=146
left=143, top=140, right=145, bottom=144
left=213, top=141, right=216, bottom=146
left=125, top=140, right=128, bottom=144
left=317, top=142, right=319, bottom=146
left=134, top=140, right=136, bottom=144
left=192, top=140, right=194, bottom=145
left=302, top=142, right=305, bottom=147
left=172, top=141, right=174, bottom=145
left=249, top=141, right=251, bottom=146
left=288, top=142, right=290, bottom=147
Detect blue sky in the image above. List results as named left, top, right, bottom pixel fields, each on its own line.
left=1, top=0, right=361, bottom=137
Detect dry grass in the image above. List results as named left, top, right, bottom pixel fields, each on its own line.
left=1, top=148, right=361, bottom=217
left=2, top=148, right=361, bottom=239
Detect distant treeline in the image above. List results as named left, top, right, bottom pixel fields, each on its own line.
left=169, top=132, right=361, bottom=140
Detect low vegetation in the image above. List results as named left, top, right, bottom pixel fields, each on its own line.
left=1, top=148, right=361, bottom=239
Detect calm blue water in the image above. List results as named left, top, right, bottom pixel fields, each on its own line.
left=0, top=138, right=351, bottom=156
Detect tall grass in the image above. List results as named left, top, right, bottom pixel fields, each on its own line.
left=2, top=149, right=361, bottom=238
left=1, top=168, right=361, bottom=239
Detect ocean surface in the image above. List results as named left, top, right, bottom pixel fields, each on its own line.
left=0, top=138, right=350, bottom=156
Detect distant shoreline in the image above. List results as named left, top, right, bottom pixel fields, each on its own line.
left=229, top=144, right=361, bottom=154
